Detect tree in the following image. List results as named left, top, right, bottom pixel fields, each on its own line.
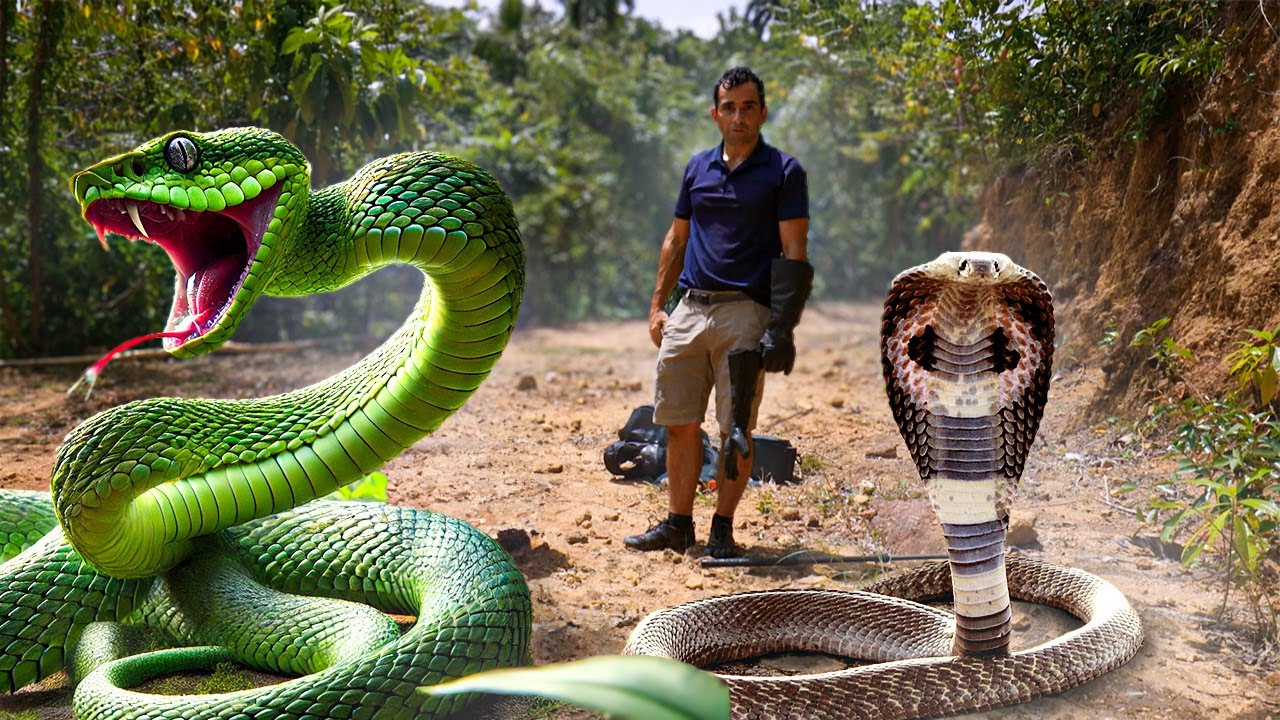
left=21, top=0, right=66, bottom=355
left=560, top=0, right=634, bottom=31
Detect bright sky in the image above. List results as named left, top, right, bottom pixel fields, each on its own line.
left=433, top=0, right=746, bottom=39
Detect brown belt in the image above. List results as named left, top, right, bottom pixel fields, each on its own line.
left=683, top=289, right=751, bottom=305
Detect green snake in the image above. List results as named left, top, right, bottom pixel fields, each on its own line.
left=0, top=128, right=530, bottom=718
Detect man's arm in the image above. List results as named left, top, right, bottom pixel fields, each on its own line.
left=779, top=217, right=809, bottom=261
left=650, top=218, right=691, bottom=347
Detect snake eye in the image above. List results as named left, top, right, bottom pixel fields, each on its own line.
left=958, top=259, right=971, bottom=274
left=164, top=136, right=199, bottom=173
left=992, top=261, right=1001, bottom=274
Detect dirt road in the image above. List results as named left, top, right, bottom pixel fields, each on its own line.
left=0, top=302, right=1274, bottom=719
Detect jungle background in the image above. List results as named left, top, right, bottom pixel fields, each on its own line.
left=1, top=0, right=1280, bottom=718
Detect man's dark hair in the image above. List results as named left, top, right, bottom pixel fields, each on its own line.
left=714, top=66, right=765, bottom=108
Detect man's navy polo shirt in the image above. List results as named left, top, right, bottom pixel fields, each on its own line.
left=674, top=136, right=808, bottom=306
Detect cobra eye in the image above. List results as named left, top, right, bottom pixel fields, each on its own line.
left=164, top=136, right=199, bottom=173
left=992, top=261, right=1001, bottom=273
left=958, top=259, right=970, bottom=273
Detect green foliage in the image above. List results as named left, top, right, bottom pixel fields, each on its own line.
left=759, top=0, right=1234, bottom=293
left=327, top=471, right=390, bottom=503
left=1129, top=323, right=1280, bottom=638
left=424, top=655, right=730, bottom=720
left=1097, top=323, right=1120, bottom=349
left=798, top=452, right=825, bottom=474
left=1226, top=325, right=1280, bottom=408
left=755, top=488, right=776, bottom=516
left=1130, top=317, right=1194, bottom=380
left=1142, top=397, right=1279, bottom=635
left=0, top=0, right=1245, bottom=359
left=0, top=0, right=473, bottom=358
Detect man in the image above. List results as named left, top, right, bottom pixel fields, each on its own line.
left=624, top=66, right=811, bottom=559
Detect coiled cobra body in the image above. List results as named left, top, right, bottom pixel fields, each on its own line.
left=625, top=252, right=1143, bottom=719
left=0, top=128, right=529, bottom=719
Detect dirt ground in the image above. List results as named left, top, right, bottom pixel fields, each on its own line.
left=1, top=301, right=1277, bottom=719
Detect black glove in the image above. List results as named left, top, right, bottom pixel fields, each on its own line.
left=721, top=349, right=761, bottom=481
left=759, top=258, right=814, bottom=374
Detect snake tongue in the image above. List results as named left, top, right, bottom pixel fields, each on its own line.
left=190, top=254, right=243, bottom=319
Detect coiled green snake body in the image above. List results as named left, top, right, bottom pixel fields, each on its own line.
left=1, top=128, right=530, bottom=719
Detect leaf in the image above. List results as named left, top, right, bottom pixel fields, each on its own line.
left=422, top=656, right=730, bottom=720
left=281, top=27, right=314, bottom=55
left=1259, top=366, right=1278, bottom=406
left=1241, top=498, right=1280, bottom=518
left=1232, top=514, right=1257, bottom=573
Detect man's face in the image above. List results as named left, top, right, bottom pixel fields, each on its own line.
left=711, top=82, right=767, bottom=146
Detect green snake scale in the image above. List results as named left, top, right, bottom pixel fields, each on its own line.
left=624, top=252, right=1143, bottom=718
left=0, top=128, right=530, bottom=718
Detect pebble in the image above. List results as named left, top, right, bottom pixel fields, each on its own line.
left=576, top=512, right=592, bottom=526
left=1265, top=671, right=1280, bottom=687
left=865, top=445, right=898, bottom=459
left=516, top=375, right=537, bottom=391
left=566, top=533, right=588, bottom=545
left=829, top=397, right=845, bottom=408
left=781, top=508, right=802, bottom=522
left=535, top=464, right=564, bottom=474
left=1007, top=512, right=1039, bottom=547
left=603, top=511, right=620, bottom=522
left=685, top=576, right=704, bottom=590
left=854, top=494, right=872, bottom=506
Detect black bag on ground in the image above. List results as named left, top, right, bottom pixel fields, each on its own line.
left=603, top=405, right=668, bottom=479
left=604, top=405, right=796, bottom=484
left=604, top=405, right=718, bottom=482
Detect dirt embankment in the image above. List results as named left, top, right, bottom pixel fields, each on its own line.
left=965, top=4, right=1280, bottom=419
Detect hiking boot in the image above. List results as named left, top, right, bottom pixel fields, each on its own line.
left=624, top=519, right=694, bottom=552
left=706, top=520, right=739, bottom=559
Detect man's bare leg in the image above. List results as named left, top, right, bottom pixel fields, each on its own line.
left=623, top=422, right=702, bottom=552
left=707, top=433, right=752, bottom=558
left=714, top=432, right=752, bottom=516
left=665, top=423, right=703, bottom=515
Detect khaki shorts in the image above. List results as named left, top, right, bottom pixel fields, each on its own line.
left=653, top=296, right=769, bottom=436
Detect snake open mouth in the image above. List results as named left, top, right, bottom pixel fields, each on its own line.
left=83, top=185, right=282, bottom=350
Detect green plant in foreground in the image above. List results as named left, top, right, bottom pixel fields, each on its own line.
left=425, top=655, right=729, bottom=720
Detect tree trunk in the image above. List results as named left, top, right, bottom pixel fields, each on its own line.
left=23, top=0, right=65, bottom=354
left=0, top=0, right=11, bottom=124
left=0, top=0, right=22, bottom=356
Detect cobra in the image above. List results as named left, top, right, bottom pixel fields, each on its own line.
left=624, top=252, right=1143, bottom=719
left=0, top=128, right=531, bottom=719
